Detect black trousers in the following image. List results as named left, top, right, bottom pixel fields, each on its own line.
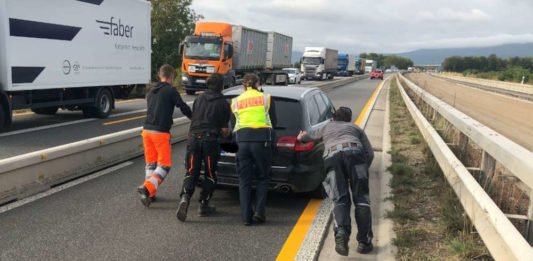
left=323, top=149, right=373, bottom=244
left=236, top=141, right=272, bottom=222
left=181, top=134, right=220, bottom=201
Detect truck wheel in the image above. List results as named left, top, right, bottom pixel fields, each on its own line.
left=84, top=89, right=113, bottom=118
left=95, top=89, right=113, bottom=118
left=186, top=90, right=196, bottom=95
left=31, top=107, right=59, bottom=115
left=309, top=185, right=327, bottom=199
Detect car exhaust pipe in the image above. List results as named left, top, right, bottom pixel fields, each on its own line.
left=278, top=185, right=292, bottom=193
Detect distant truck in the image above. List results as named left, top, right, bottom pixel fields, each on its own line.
left=181, top=22, right=292, bottom=95
left=354, top=57, right=365, bottom=75
left=337, top=54, right=356, bottom=76
left=365, top=60, right=376, bottom=73
left=301, top=47, right=338, bottom=80
left=0, top=0, right=151, bottom=130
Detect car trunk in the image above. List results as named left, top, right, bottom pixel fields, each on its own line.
left=218, top=97, right=304, bottom=184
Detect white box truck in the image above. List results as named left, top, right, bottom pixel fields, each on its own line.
left=365, top=60, right=376, bottom=73
left=0, top=0, right=151, bottom=130
left=301, top=47, right=338, bottom=80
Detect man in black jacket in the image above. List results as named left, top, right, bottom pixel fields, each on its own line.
left=176, top=73, right=231, bottom=221
left=137, top=64, right=192, bottom=208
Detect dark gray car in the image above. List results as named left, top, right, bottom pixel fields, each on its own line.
left=217, top=86, right=335, bottom=198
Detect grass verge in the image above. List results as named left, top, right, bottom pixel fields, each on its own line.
left=387, top=79, right=492, bottom=260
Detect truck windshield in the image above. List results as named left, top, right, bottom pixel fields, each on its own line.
left=185, top=38, right=222, bottom=60
left=302, top=57, right=322, bottom=65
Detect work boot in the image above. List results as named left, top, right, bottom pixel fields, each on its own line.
left=252, top=215, right=266, bottom=224
left=137, top=186, right=152, bottom=208
left=176, top=194, right=191, bottom=222
left=335, top=231, right=349, bottom=256
left=357, top=241, right=374, bottom=254
left=198, top=200, right=216, bottom=217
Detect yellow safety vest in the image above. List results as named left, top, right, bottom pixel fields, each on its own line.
left=231, top=89, right=272, bottom=131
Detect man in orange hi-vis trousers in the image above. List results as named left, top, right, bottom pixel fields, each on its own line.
left=137, top=64, right=192, bottom=207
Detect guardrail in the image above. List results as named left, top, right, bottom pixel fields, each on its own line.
left=0, top=75, right=367, bottom=206
left=434, top=72, right=533, bottom=95
left=397, top=73, right=533, bottom=260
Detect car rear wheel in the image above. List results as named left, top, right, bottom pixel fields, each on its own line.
left=309, top=185, right=327, bottom=199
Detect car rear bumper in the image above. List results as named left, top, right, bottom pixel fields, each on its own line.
left=216, top=159, right=325, bottom=193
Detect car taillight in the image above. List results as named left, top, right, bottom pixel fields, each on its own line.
left=276, top=136, right=315, bottom=152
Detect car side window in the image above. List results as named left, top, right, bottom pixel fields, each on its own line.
left=306, top=95, right=320, bottom=126
left=314, top=94, right=328, bottom=122
left=320, top=93, right=335, bottom=119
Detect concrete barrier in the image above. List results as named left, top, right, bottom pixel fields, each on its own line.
left=0, top=118, right=190, bottom=205
left=397, top=75, right=533, bottom=260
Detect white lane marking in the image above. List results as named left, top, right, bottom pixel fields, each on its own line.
left=0, top=101, right=194, bottom=138
left=0, top=118, right=96, bottom=138
left=0, top=161, right=133, bottom=214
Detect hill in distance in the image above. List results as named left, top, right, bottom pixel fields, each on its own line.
left=397, top=42, right=533, bottom=65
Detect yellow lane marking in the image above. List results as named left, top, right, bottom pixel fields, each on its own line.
left=355, top=80, right=384, bottom=126
left=102, top=115, right=146, bottom=126
left=276, top=199, right=322, bottom=261
left=275, top=80, right=384, bottom=260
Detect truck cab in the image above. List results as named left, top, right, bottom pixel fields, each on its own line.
left=300, top=47, right=338, bottom=81
left=181, top=22, right=235, bottom=95
left=337, top=53, right=350, bottom=76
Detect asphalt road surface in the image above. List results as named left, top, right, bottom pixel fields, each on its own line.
left=406, top=73, right=533, bottom=151
left=0, top=78, right=381, bottom=260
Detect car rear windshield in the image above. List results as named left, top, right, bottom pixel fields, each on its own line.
left=226, top=96, right=302, bottom=131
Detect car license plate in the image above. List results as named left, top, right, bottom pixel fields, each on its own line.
left=196, top=79, right=206, bottom=84
left=220, top=150, right=236, bottom=157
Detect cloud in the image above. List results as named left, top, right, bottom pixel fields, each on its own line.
left=191, top=0, right=533, bottom=53
left=416, top=8, right=490, bottom=22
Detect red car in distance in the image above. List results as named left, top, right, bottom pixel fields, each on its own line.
left=370, top=69, right=384, bottom=80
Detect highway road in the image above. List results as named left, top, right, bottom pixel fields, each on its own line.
left=406, top=73, right=533, bottom=151
left=0, top=77, right=381, bottom=260
left=0, top=79, right=322, bottom=160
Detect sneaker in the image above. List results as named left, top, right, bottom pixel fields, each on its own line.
left=198, top=200, right=216, bottom=217
left=252, top=215, right=266, bottom=224
left=357, top=242, right=373, bottom=254
left=137, top=186, right=152, bottom=208
left=335, top=232, right=349, bottom=256
left=176, top=194, right=191, bottom=222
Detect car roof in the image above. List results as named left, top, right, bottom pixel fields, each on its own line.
left=223, top=86, right=318, bottom=100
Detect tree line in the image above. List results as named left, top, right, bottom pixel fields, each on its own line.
left=442, top=55, right=533, bottom=83
left=359, top=53, right=414, bottom=70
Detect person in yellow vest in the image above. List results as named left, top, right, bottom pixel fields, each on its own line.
left=231, top=73, right=277, bottom=226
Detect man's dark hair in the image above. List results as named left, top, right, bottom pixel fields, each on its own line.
left=242, top=73, right=259, bottom=90
left=207, top=73, right=224, bottom=92
left=159, top=64, right=175, bottom=80
left=334, top=106, right=352, bottom=122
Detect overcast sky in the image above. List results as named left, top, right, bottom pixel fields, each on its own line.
left=191, top=0, right=533, bottom=54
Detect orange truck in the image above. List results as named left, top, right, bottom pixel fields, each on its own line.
left=181, top=22, right=292, bottom=95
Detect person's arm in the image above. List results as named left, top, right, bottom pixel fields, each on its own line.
left=268, top=95, right=277, bottom=128
left=359, top=129, right=374, bottom=166
left=174, top=90, right=192, bottom=119
left=297, top=124, right=325, bottom=142
left=220, top=100, right=232, bottom=138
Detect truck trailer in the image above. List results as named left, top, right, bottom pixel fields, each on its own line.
left=181, top=22, right=292, bottom=95
left=0, top=0, right=151, bottom=130
left=337, top=53, right=356, bottom=76
left=354, top=57, right=365, bottom=75
left=301, top=47, right=338, bottom=80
